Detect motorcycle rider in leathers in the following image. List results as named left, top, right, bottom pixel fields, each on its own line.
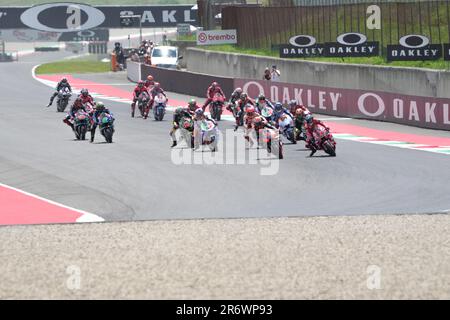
left=202, top=81, right=226, bottom=112
left=63, top=97, right=87, bottom=130
left=47, top=77, right=72, bottom=107
left=170, top=107, right=193, bottom=148
left=305, top=118, right=329, bottom=157
left=243, top=105, right=260, bottom=147
left=146, top=82, right=168, bottom=119
left=131, top=81, right=149, bottom=118
left=233, top=93, right=255, bottom=131
left=90, top=102, right=114, bottom=143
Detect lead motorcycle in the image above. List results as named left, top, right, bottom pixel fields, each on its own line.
left=73, top=110, right=91, bottom=140
left=210, top=93, right=225, bottom=121
left=137, top=91, right=150, bottom=118
left=153, top=93, right=167, bottom=121
left=99, top=113, right=115, bottom=143
left=308, top=125, right=336, bottom=157
left=57, top=87, right=72, bottom=112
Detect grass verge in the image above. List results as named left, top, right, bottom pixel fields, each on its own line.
left=201, top=45, right=450, bottom=70
left=35, top=58, right=110, bottom=75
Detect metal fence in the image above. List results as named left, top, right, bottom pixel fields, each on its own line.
left=222, top=1, right=450, bottom=50
left=268, top=0, right=444, bottom=5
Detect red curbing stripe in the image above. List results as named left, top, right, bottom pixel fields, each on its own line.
left=0, top=183, right=102, bottom=226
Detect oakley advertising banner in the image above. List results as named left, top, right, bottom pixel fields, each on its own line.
left=280, top=33, right=379, bottom=58
left=444, top=44, right=450, bottom=61
left=387, top=35, right=442, bottom=61
left=0, top=3, right=198, bottom=31
left=0, top=28, right=109, bottom=42
left=235, top=79, right=450, bottom=131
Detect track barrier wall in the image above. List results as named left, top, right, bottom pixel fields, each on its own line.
left=128, top=56, right=450, bottom=130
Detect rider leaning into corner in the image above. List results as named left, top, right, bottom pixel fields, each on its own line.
left=170, top=106, right=193, bottom=148
left=193, top=108, right=217, bottom=151
left=46, top=77, right=72, bottom=107
left=131, top=80, right=148, bottom=118
left=202, top=81, right=226, bottom=112
left=62, top=97, right=87, bottom=130
left=305, top=117, right=329, bottom=157
left=146, top=82, right=168, bottom=119
left=90, top=102, right=114, bottom=143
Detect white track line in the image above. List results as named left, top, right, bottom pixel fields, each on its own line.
left=0, top=182, right=104, bottom=223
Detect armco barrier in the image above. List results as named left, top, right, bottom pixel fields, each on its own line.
left=236, top=79, right=450, bottom=131
left=140, top=64, right=234, bottom=98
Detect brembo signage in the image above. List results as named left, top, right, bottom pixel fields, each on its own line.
left=0, top=3, right=198, bottom=30
left=280, top=33, right=379, bottom=58
left=235, top=79, right=450, bottom=131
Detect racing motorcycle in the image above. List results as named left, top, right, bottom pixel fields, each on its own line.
left=137, top=91, right=150, bottom=118
left=57, top=87, right=72, bottom=112
left=179, top=115, right=194, bottom=148
left=153, top=93, right=167, bottom=121
left=99, top=112, right=115, bottom=143
left=210, top=93, right=225, bottom=121
left=194, top=119, right=219, bottom=152
left=308, top=125, right=336, bottom=157
left=278, top=115, right=296, bottom=144
left=73, top=110, right=91, bottom=141
left=259, top=104, right=275, bottom=124
left=227, top=102, right=244, bottom=127
left=260, top=126, right=284, bottom=160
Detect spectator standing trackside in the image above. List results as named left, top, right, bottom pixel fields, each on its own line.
left=130, top=50, right=140, bottom=62
left=263, top=68, right=271, bottom=81
left=271, top=65, right=281, bottom=82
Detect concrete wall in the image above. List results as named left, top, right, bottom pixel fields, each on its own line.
left=168, top=40, right=197, bottom=68
left=126, top=60, right=141, bottom=83
left=185, top=48, right=450, bottom=99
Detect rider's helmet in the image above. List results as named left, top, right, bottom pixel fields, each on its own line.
left=147, top=75, right=154, bottom=82
left=211, top=81, right=218, bottom=88
left=234, top=87, right=242, bottom=96
left=295, top=108, right=304, bottom=117
left=257, top=94, right=266, bottom=102
left=274, top=102, right=283, bottom=112
left=138, top=80, right=145, bottom=88
left=195, top=108, right=204, bottom=119
left=74, top=97, right=83, bottom=105
left=61, top=78, right=68, bottom=83
left=188, top=99, right=197, bottom=109
left=175, top=107, right=183, bottom=115
left=81, top=88, right=89, bottom=97
left=240, top=93, right=248, bottom=100
left=288, top=100, right=298, bottom=108
left=246, top=105, right=255, bottom=115
left=154, top=82, right=161, bottom=89
left=95, top=101, right=105, bottom=111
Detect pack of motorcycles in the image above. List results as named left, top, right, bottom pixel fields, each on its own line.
left=55, top=89, right=336, bottom=157
left=55, top=90, right=114, bottom=143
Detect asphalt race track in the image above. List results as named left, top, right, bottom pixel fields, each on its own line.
left=1, top=51, right=450, bottom=223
